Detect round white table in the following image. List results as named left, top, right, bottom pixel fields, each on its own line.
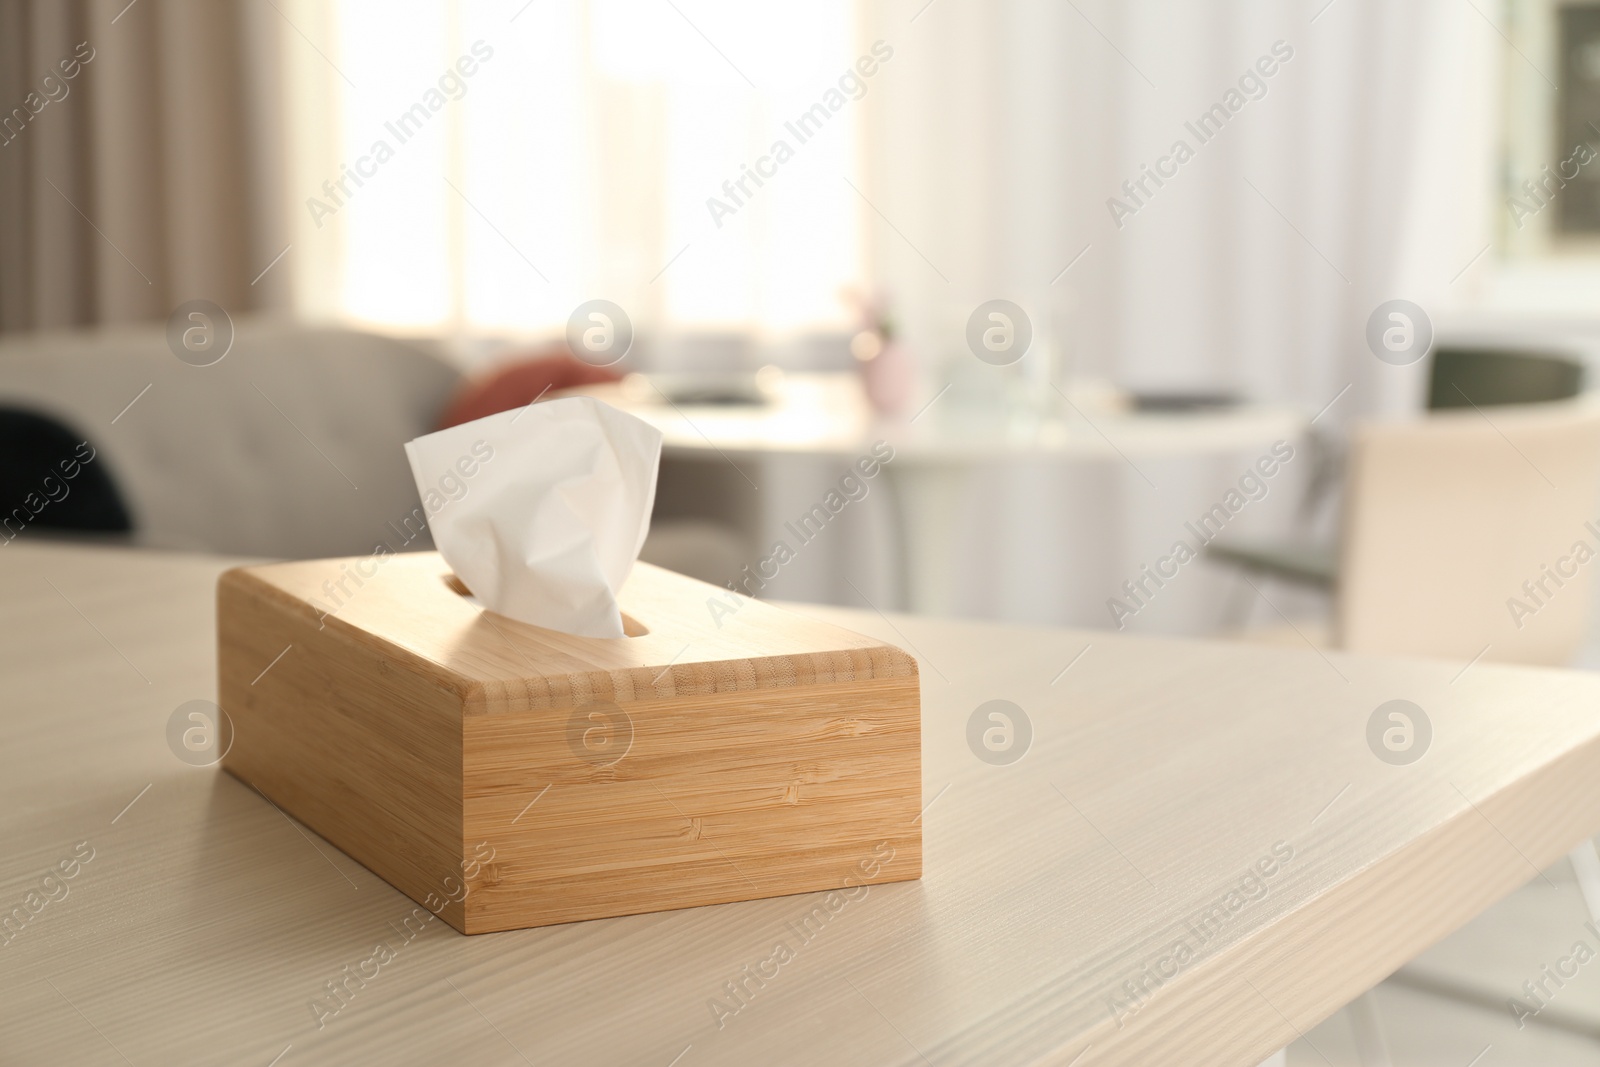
left=584, top=374, right=1308, bottom=616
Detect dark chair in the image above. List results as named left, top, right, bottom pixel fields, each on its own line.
left=1427, top=347, right=1584, bottom=410
left=0, top=407, right=132, bottom=542
left=1205, top=346, right=1587, bottom=597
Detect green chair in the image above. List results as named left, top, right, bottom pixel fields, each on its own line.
left=1206, top=346, right=1586, bottom=596
left=1427, top=347, right=1584, bottom=410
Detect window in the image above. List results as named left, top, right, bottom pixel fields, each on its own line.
left=1553, top=3, right=1600, bottom=234
left=1503, top=0, right=1600, bottom=252
left=283, top=0, right=864, bottom=348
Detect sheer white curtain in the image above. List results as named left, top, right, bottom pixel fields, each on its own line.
left=820, top=0, right=1500, bottom=629
left=860, top=0, right=1496, bottom=422
left=278, top=0, right=864, bottom=350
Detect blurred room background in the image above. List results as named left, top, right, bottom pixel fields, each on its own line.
left=2, top=0, right=1598, bottom=641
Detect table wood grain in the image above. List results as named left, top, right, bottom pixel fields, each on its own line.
left=3, top=541, right=1600, bottom=1066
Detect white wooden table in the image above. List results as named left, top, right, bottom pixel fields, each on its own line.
left=3, top=541, right=1600, bottom=1065
left=586, top=374, right=1306, bottom=615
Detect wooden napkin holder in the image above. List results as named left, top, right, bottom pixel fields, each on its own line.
left=216, top=551, right=921, bottom=934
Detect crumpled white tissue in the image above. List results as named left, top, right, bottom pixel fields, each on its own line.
left=404, top=395, right=662, bottom=638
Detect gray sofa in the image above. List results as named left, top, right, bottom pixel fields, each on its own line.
left=0, top=319, right=461, bottom=558
left=0, top=319, right=748, bottom=584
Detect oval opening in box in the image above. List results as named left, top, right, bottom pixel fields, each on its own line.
left=443, top=573, right=649, bottom=637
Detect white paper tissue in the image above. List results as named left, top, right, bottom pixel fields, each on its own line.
left=404, top=395, right=663, bottom=638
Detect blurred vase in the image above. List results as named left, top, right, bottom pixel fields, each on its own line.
left=855, top=334, right=915, bottom=417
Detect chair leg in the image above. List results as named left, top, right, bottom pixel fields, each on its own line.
left=1346, top=990, right=1393, bottom=1067
left=1217, top=570, right=1257, bottom=631
left=1569, top=837, right=1600, bottom=926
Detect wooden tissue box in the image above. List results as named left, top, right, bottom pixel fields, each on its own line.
left=216, top=552, right=922, bottom=934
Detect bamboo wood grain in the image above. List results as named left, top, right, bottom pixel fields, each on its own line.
left=5, top=541, right=1600, bottom=1066
left=216, top=552, right=923, bottom=933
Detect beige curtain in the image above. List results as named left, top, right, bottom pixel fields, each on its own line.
left=0, top=0, right=283, bottom=334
